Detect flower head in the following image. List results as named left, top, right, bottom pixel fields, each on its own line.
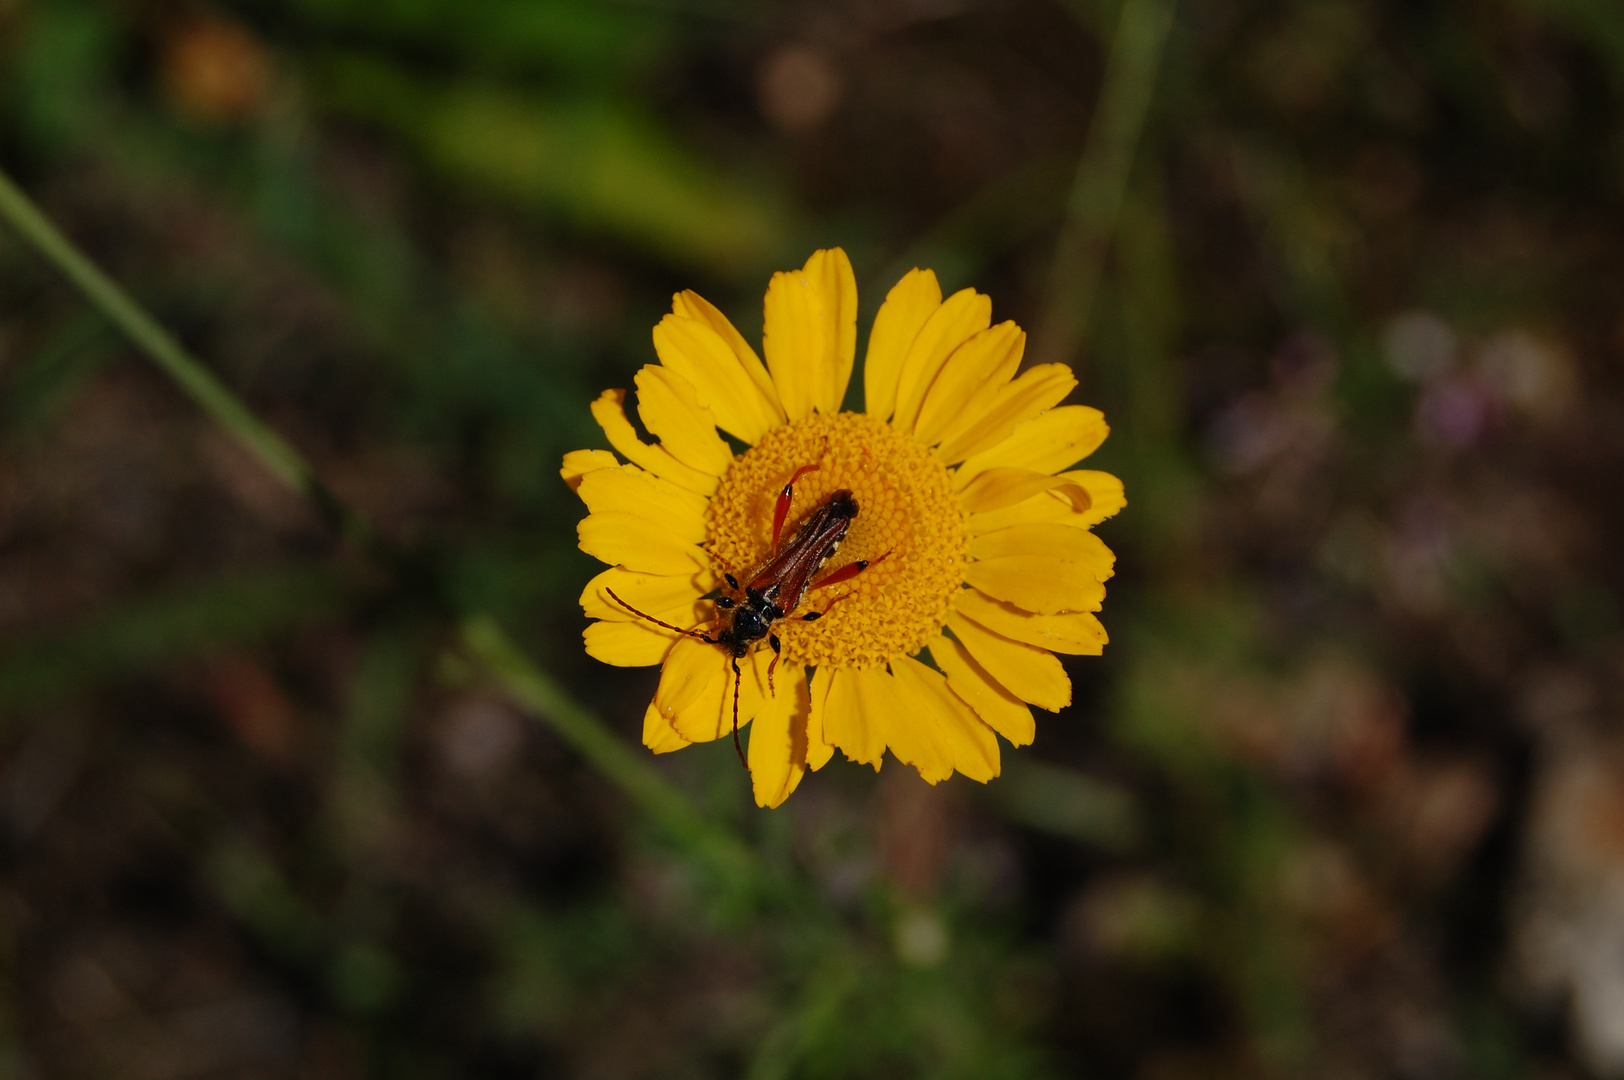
left=562, top=249, right=1122, bottom=807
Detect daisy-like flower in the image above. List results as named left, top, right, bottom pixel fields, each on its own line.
left=561, top=249, right=1122, bottom=808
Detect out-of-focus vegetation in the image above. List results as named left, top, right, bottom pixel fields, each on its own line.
left=3, top=0, right=1624, bottom=1076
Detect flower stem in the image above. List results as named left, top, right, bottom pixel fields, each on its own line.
left=0, top=163, right=737, bottom=866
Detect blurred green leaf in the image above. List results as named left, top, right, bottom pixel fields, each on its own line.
left=5, top=0, right=120, bottom=152
left=489, top=901, right=635, bottom=1038
left=990, top=760, right=1141, bottom=852
left=206, top=833, right=330, bottom=965
left=874, top=155, right=1075, bottom=295
left=0, top=565, right=354, bottom=715
left=1, top=312, right=117, bottom=437
left=1515, top=0, right=1624, bottom=83
left=339, top=627, right=424, bottom=778
left=317, top=54, right=793, bottom=274
left=274, top=0, right=677, bottom=82
left=330, top=941, right=403, bottom=1015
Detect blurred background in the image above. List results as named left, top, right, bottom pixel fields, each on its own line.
left=1, top=0, right=1623, bottom=1076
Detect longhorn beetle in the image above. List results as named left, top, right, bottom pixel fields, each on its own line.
left=606, top=463, right=883, bottom=768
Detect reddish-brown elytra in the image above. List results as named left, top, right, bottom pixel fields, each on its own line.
left=606, top=463, right=885, bottom=769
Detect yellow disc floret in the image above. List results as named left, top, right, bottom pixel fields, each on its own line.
left=706, top=411, right=966, bottom=669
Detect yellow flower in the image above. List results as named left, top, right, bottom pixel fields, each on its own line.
left=561, top=249, right=1122, bottom=808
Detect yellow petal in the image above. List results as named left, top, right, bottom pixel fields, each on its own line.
left=653, top=635, right=727, bottom=729
left=913, top=322, right=1025, bottom=447
left=929, top=633, right=1035, bottom=746
left=590, top=389, right=717, bottom=496
left=579, top=566, right=713, bottom=624
left=578, top=512, right=708, bottom=575
left=946, top=611, right=1071, bottom=712
left=643, top=701, right=692, bottom=754
left=967, top=493, right=1077, bottom=535
left=955, top=588, right=1108, bottom=656
left=670, top=291, right=784, bottom=425
left=959, top=467, right=1091, bottom=515
left=967, top=497, right=1073, bottom=535
left=762, top=248, right=858, bottom=421
left=575, top=467, right=709, bottom=544
left=633, top=365, right=734, bottom=477
left=888, top=655, right=1000, bottom=783
left=968, top=523, right=1117, bottom=583
left=806, top=665, right=836, bottom=771
left=671, top=646, right=772, bottom=744
left=935, top=364, right=1078, bottom=465
left=811, top=248, right=859, bottom=412
left=964, top=557, right=1106, bottom=614
left=653, top=313, right=783, bottom=444
left=822, top=665, right=889, bottom=769
left=863, top=268, right=942, bottom=422
left=1069, top=470, right=1127, bottom=527
left=874, top=660, right=953, bottom=784
left=585, top=620, right=679, bottom=666
left=561, top=448, right=619, bottom=491
left=748, top=666, right=811, bottom=808
left=966, top=469, right=1124, bottom=534
left=891, top=288, right=992, bottom=434
left=956, top=405, right=1109, bottom=487
left=671, top=289, right=781, bottom=410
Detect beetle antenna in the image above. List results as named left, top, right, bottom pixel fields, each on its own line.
left=730, top=657, right=746, bottom=769
left=604, top=588, right=719, bottom=644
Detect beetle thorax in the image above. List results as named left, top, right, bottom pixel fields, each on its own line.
left=718, top=592, right=780, bottom=656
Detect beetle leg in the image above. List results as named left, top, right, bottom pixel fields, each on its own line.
left=798, top=552, right=892, bottom=621
left=772, top=463, right=822, bottom=553
left=810, top=560, right=867, bottom=590
left=810, top=550, right=890, bottom=591
left=730, top=656, right=745, bottom=770
left=767, top=634, right=781, bottom=696
left=805, top=591, right=855, bottom=620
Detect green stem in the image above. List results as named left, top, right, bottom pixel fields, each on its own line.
left=460, top=619, right=705, bottom=827
left=745, top=951, right=860, bottom=1080
left=0, top=169, right=314, bottom=498
left=459, top=616, right=755, bottom=879
left=0, top=163, right=731, bottom=861
left=1033, top=0, right=1175, bottom=369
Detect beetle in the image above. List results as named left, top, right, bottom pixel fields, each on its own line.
left=606, top=463, right=881, bottom=768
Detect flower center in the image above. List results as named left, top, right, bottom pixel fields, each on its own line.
left=707, top=412, right=966, bottom=669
